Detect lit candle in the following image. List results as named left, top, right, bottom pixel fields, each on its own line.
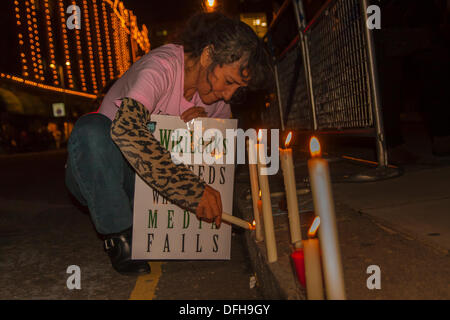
left=257, top=190, right=263, bottom=224
left=279, top=131, right=302, bottom=249
left=252, top=191, right=263, bottom=238
left=308, top=137, right=346, bottom=300
left=247, top=139, right=263, bottom=241
left=222, top=212, right=253, bottom=230
left=257, top=130, right=277, bottom=263
left=303, top=216, right=324, bottom=300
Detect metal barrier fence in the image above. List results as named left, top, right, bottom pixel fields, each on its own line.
left=308, top=0, right=373, bottom=130
left=265, top=0, right=393, bottom=172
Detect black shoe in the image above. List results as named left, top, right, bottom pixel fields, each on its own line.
left=104, top=228, right=151, bottom=276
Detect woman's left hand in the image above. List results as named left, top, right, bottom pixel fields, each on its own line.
left=181, top=106, right=207, bottom=122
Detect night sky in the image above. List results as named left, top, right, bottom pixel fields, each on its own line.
left=124, top=0, right=211, bottom=26
left=122, top=0, right=247, bottom=48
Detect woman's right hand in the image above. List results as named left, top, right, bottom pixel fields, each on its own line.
left=181, top=106, right=208, bottom=122
left=196, top=185, right=222, bottom=228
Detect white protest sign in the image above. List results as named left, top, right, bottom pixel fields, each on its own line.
left=132, top=115, right=237, bottom=260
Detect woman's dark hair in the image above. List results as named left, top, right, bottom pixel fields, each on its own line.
left=179, top=12, right=273, bottom=101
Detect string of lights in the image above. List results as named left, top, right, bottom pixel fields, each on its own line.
left=102, top=1, right=115, bottom=80
left=82, top=0, right=98, bottom=93
left=112, top=13, right=124, bottom=76
left=58, top=0, right=75, bottom=89
left=43, top=0, right=60, bottom=86
left=13, top=1, right=27, bottom=79
left=28, top=0, right=45, bottom=82
left=119, top=20, right=131, bottom=73
left=92, top=0, right=106, bottom=89
left=0, top=72, right=96, bottom=99
left=71, top=0, right=88, bottom=92
left=3, top=0, right=150, bottom=99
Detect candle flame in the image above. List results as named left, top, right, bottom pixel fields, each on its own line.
left=252, top=220, right=256, bottom=227
left=308, top=216, right=320, bottom=237
left=309, top=136, right=321, bottom=157
left=285, top=131, right=292, bottom=148
left=257, top=129, right=263, bottom=142
left=259, top=190, right=262, bottom=198
left=213, top=151, right=223, bottom=160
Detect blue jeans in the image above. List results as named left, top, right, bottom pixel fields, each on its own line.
left=65, top=113, right=136, bottom=235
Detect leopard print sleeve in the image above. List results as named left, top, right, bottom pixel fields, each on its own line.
left=110, top=97, right=206, bottom=212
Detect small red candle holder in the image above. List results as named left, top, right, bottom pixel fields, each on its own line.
left=291, top=248, right=306, bottom=288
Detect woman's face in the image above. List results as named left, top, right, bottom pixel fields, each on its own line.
left=197, top=56, right=249, bottom=105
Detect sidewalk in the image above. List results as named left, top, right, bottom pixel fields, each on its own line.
left=334, top=167, right=450, bottom=255
left=234, top=156, right=450, bottom=300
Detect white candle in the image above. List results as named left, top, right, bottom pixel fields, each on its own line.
left=222, top=212, right=253, bottom=230
left=257, top=130, right=277, bottom=263
left=303, top=216, right=324, bottom=300
left=307, top=137, right=346, bottom=300
left=257, top=193, right=262, bottom=225
left=279, top=132, right=302, bottom=248
left=247, top=139, right=263, bottom=241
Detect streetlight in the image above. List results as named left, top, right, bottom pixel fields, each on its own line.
left=206, top=0, right=215, bottom=12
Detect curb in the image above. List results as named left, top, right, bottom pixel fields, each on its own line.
left=235, top=181, right=306, bottom=300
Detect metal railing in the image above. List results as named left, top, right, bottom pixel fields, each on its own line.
left=264, top=0, right=394, bottom=173
left=308, top=0, right=373, bottom=130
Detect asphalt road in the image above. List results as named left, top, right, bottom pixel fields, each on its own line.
left=0, top=150, right=262, bottom=300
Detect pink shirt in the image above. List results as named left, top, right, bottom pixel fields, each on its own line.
left=98, top=44, right=231, bottom=120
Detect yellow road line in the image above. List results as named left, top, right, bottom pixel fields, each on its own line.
left=129, top=262, right=164, bottom=300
